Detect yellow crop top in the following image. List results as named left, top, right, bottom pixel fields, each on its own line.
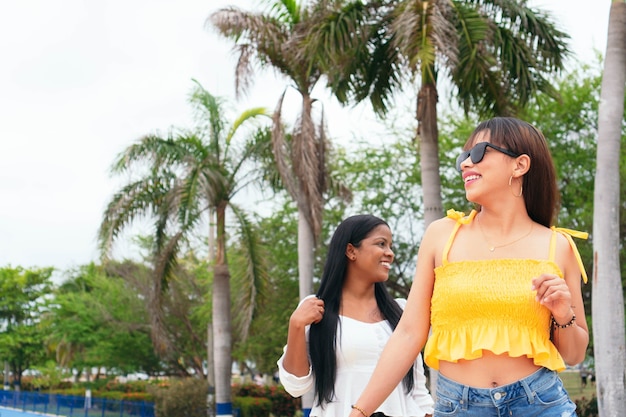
left=423, top=209, right=588, bottom=372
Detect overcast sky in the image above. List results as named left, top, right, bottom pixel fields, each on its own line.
left=0, top=0, right=611, bottom=274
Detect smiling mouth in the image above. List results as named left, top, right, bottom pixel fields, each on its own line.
left=464, top=174, right=481, bottom=183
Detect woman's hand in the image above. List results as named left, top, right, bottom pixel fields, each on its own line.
left=290, top=296, right=325, bottom=327
left=531, top=274, right=573, bottom=322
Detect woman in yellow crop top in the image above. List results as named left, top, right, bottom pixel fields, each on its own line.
left=348, top=117, right=588, bottom=417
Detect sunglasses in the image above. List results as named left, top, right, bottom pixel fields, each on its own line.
left=455, top=142, right=520, bottom=172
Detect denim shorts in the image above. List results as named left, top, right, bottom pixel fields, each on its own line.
left=434, top=367, right=577, bottom=416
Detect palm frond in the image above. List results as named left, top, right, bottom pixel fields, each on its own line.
left=262, top=0, right=302, bottom=25
left=448, top=0, right=569, bottom=116
left=229, top=204, right=269, bottom=342
left=110, top=133, right=187, bottom=176
left=241, top=126, right=284, bottom=192
left=449, top=2, right=507, bottom=115
left=226, top=107, right=271, bottom=145
left=474, top=0, right=570, bottom=70
left=208, top=7, right=292, bottom=97
left=153, top=231, right=185, bottom=293
left=272, top=90, right=299, bottom=200
left=98, top=174, right=175, bottom=257
left=302, top=0, right=370, bottom=68
left=189, top=80, right=225, bottom=146
left=292, top=94, right=324, bottom=239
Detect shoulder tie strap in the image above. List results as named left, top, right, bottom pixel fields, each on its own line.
left=550, top=226, right=589, bottom=283
left=442, top=209, right=476, bottom=265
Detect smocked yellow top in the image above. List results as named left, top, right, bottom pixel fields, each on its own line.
left=423, top=209, right=588, bottom=372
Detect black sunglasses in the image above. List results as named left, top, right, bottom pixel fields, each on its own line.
left=455, top=142, right=520, bottom=172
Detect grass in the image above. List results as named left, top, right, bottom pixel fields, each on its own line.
left=560, top=370, right=597, bottom=401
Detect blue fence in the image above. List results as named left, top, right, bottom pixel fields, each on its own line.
left=0, top=390, right=154, bottom=417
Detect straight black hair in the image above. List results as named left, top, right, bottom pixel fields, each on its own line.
left=308, top=214, right=415, bottom=407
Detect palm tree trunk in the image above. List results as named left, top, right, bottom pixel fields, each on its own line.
left=213, top=202, right=233, bottom=416
left=207, top=323, right=215, bottom=387
left=298, top=207, right=315, bottom=415
left=591, top=2, right=626, bottom=416
left=209, top=208, right=216, bottom=260
left=294, top=92, right=321, bottom=417
left=417, top=81, right=444, bottom=227
left=298, top=213, right=315, bottom=297
left=207, top=209, right=216, bottom=409
left=3, top=361, right=9, bottom=389
left=417, top=78, right=443, bottom=396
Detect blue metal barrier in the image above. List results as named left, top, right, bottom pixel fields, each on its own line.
left=0, top=390, right=154, bottom=417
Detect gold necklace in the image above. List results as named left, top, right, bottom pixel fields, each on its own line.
left=477, top=216, right=534, bottom=252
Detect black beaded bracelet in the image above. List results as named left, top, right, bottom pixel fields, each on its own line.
left=552, top=314, right=576, bottom=329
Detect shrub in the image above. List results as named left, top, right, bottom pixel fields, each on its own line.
left=121, top=392, right=153, bottom=402
left=96, top=390, right=153, bottom=402
left=85, top=377, right=115, bottom=391
left=265, top=385, right=299, bottom=417
left=233, top=396, right=272, bottom=417
left=20, top=377, right=38, bottom=392
left=232, top=383, right=299, bottom=417
left=104, top=380, right=149, bottom=393
left=48, top=388, right=86, bottom=396
left=148, top=378, right=209, bottom=417
left=575, top=396, right=598, bottom=417
left=233, top=383, right=266, bottom=397
left=21, top=375, right=71, bottom=391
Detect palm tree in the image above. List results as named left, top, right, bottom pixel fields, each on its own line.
left=209, top=0, right=331, bottom=303
left=304, top=0, right=570, bottom=394
left=99, top=81, right=270, bottom=416
left=209, top=5, right=357, bottom=414
left=307, top=0, right=570, bottom=226
left=592, top=2, right=626, bottom=415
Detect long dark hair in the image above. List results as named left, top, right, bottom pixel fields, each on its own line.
left=308, top=214, right=415, bottom=407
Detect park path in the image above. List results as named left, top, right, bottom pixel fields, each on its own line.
left=0, top=406, right=54, bottom=417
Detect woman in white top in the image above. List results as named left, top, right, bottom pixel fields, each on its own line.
left=277, top=214, right=434, bottom=417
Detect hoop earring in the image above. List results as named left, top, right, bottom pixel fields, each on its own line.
left=509, top=176, right=523, bottom=197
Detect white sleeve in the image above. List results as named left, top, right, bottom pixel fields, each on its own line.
left=276, top=343, right=314, bottom=397
left=276, top=295, right=316, bottom=398
left=396, top=298, right=434, bottom=414
left=411, top=353, right=434, bottom=414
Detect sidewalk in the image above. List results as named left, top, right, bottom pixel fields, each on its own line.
left=0, top=406, right=55, bottom=417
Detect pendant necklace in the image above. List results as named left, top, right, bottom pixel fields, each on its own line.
left=477, top=216, right=533, bottom=252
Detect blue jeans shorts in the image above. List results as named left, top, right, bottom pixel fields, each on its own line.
left=434, top=367, right=577, bottom=416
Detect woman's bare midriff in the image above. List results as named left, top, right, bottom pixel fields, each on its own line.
left=438, top=350, right=541, bottom=388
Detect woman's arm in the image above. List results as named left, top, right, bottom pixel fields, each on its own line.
left=348, top=222, right=440, bottom=417
left=276, top=295, right=325, bottom=397
left=276, top=343, right=313, bottom=397
left=532, top=234, right=589, bottom=365
left=281, top=295, right=324, bottom=375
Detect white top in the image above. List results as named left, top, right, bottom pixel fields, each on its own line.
left=277, top=298, right=434, bottom=417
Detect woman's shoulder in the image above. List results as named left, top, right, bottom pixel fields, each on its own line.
left=426, top=216, right=453, bottom=233
left=423, top=210, right=470, bottom=239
